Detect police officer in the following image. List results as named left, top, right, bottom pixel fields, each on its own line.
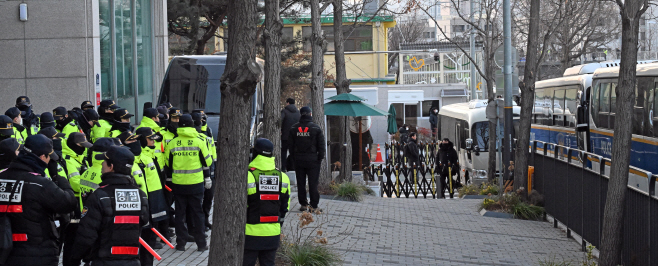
left=92, top=99, right=121, bottom=142
left=78, top=109, right=100, bottom=141
left=244, top=138, right=290, bottom=266
left=0, top=134, right=77, bottom=266
left=436, top=138, right=459, bottom=199
left=81, top=100, right=95, bottom=111
left=0, top=138, right=21, bottom=170
left=61, top=132, right=93, bottom=266
left=288, top=106, right=325, bottom=212
left=137, top=108, right=165, bottom=171
left=40, top=112, right=56, bottom=129
left=70, top=146, right=149, bottom=266
left=164, top=114, right=211, bottom=251
left=109, top=108, right=135, bottom=138
left=117, top=131, right=148, bottom=193
left=53, top=106, right=82, bottom=156
left=192, top=112, right=215, bottom=230
left=0, top=115, right=15, bottom=142
left=161, top=107, right=182, bottom=145
left=37, top=127, right=67, bottom=179
left=6, top=107, right=26, bottom=144
left=15, top=96, right=40, bottom=136
left=135, top=127, right=169, bottom=263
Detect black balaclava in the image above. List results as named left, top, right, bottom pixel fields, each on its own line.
left=52, top=139, right=63, bottom=152
left=17, top=105, right=32, bottom=119
left=111, top=121, right=131, bottom=132
left=67, top=136, right=86, bottom=156
left=167, top=121, right=178, bottom=133
left=56, top=115, right=74, bottom=131
left=192, top=113, right=203, bottom=133
left=99, top=108, right=113, bottom=121
left=126, top=141, right=142, bottom=157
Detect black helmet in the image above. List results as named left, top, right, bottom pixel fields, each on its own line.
left=253, top=138, right=273, bottom=158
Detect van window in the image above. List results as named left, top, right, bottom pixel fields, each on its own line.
left=472, top=122, right=489, bottom=152
left=159, top=58, right=225, bottom=113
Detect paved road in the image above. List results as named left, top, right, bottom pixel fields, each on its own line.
left=61, top=193, right=586, bottom=265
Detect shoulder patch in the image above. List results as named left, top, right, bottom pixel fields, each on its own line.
left=250, top=167, right=256, bottom=171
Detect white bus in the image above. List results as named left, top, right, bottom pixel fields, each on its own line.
left=439, top=100, right=520, bottom=184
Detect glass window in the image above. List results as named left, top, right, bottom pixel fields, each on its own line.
left=421, top=100, right=440, bottom=117
left=533, top=90, right=544, bottom=123
left=115, top=0, right=135, bottom=114
left=565, top=89, right=578, bottom=127
left=282, top=27, right=294, bottom=43
left=99, top=0, right=112, bottom=100
left=600, top=83, right=611, bottom=113
left=610, top=83, right=617, bottom=114
left=553, top=89, right=565, bottom=126
left=472, top=122, right=489, bottom=151
left=135, top=0, right=152, bottom=123
left=592, top=82, right=601, bottom=125
left=303, top=25, right=371, bottom=52
left=405, top=104, right=418, bottom=128
left=543, top=90, right=552, bottom=126
left=159, top=59, right=225, bottom=113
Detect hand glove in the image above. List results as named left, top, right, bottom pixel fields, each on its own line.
left=204, top=177, right=212, bottom=190
left=53, top=175, right=72, bottom=190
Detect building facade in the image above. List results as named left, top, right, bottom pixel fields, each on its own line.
left=0, top=0, right=168, bottom=121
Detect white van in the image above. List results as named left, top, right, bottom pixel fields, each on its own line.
left=439, top=100, right=520, bottom=184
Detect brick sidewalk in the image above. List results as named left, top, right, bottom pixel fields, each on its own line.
left=62, top=193, right=586, bottom=266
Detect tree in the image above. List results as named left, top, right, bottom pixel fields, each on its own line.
left=599, top=1, right=651, bottom=265
left=263, top=0, right=284, bottom=169
left=415, top=0, right=503, bottom=182
left=208, top=0, right=261, bottom=264
left=310, top=0, right=333, bottom=188
left=167, top=0, right=228, bottom=55
left=332, top=0, right=354, bottom=181
left=512, top=0, right=561, bottom=190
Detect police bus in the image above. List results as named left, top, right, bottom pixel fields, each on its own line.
left=530, top=61, right=658, bottom=192
left=439, top=100, right=520, bottom=184
left=156, top=55, right=265, bottom=145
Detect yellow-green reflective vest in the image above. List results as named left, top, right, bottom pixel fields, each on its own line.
left=246, top=155, right=291, bottom=237
left=12, top=126, right=27, bottom=144
left=136, top=117, right=166, bottom=169
left=63, top=152, right=85, bottom=198
left=131, top=160, right=147, bottom=195
left=164, top=127, right=211, bottom=185
left=137, top=149, right=163, bottom=193
left=59, top=122, right=82, bottom=156
left=44, top=162, right=65, bottom=179
left=79, top=151, right=104, bottom=196
left=91, top=119, right=112, bottom=142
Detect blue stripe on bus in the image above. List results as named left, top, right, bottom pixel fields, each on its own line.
left=531, top=126, right=658, bottom=174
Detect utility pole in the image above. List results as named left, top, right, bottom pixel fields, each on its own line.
left=503, top=0, right=513, bottom=183
left=469, top=0, right=476, bottom=100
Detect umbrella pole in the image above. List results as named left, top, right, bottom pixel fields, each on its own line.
left=359, top=117, right=363, bottom=172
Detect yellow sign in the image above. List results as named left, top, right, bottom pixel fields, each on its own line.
left=476, top=82, right=482, bottom=91
left=408, top=56, right=425, bottom=71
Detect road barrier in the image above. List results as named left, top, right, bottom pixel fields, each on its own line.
left=529, top=140, right=657, bottom=265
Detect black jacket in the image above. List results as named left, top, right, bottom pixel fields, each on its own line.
left=405, top=138, right=421, bottom=167
left=0, top=153, right=77, bottom=266
left=288, top=115, right=325, bottom=162
left=429, top=112, right=438, bottom=128
left=71, top=172, right=149, bottom=266
left=281, top=104, right=300, bottom=141
left=437, top=141, right=459, bottom=166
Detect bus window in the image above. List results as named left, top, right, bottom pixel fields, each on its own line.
left=472, top=122, right=489, bottom=152
left=599, top=82, right=612, bottom=129
left=592, top=82, right=600, bottom=126
left=609, top=83, right=617, bottom=128
left=542, top=90, right=552, bottom=126
left=633, top=77, right=652, bottom=136
left=653, top=81, right=658, bottom=138
left=553, top=90, right=565, bottom=126
left=565, top=89, right=578, bottom=127
left=533, top=90, right=544, bottom=124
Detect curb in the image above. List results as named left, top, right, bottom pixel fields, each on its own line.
left=479, top=209, right=514, bottom=219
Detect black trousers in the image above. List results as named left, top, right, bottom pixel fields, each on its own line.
left=202, top=170, right=215, bottom=227
left=280, top=140, right=289, bottom=172
left=139, top=227, right=156, bottom=266
left=62, top=223, right=81, bottom=266
left=242, top=249, right=276, bottom=266
left=295, top=161, right=320, bottom=208
left=174, top=193, right=207, bottom=248
left=440, top=168, right=455, bottom=198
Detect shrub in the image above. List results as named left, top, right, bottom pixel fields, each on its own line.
left=512, top=202, right=544, bottom=220
left=359, top=184, right=375, bottom=195
left=458, top=183, right=481, bottom=196
left=479, top=184, right=500, bottom=195
left=334, top=182, right=363, bottom=202
left=279, top=240, right=342, bottom=266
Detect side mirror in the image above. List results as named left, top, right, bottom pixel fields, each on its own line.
left=465, top=138, right=473, bottom=150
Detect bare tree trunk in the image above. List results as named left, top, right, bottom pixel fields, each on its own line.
left=263, top=0, right=283, bottom=168
left=209, top=0, right=260, bottom=264
left=333, top=0, right=352, bottom=182
left=486, top=71, right=496, bottom=183
left=599, top=1, right=648, bottom=265
left=513, top=0, right=540, bottom=191
left=310, top=0, right=330, bottom=187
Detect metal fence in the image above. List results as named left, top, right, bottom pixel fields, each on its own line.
left=363, top=164, right=444, bottom=199
left=384, top=142, right=437, bottom=166
left=530, top=140, right=658, bottom=266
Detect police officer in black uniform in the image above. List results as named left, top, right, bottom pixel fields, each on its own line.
left=288, top=106, right=325, bottom=212
left=70, top=145, right=149, bottom=266
left=436, top=138, right=459, bottom=198
left=0, top=134, right=77, bottom=266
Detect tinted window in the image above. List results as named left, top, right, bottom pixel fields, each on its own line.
left=591, top=82, right=601, bottom=125
left=159, top=58, right=225, bottom=113
left=610, top=83, right=617, bottom=114
left=600, top=83, right=611, bottom=113
left=533, top=90, right=544, bottom=123
left=565, top=89, right=578, bottom=127
left=553, top=89, right=565, bottom=126
left=422, top=100, right=440, bottom=116
left=472, top=121, right=489, bottom=151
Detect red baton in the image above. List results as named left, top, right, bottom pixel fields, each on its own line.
left=151, top=228, right=174, bottom=249
left=165, top=185, right=172, bottom=192
left=139, top=237, right=162, bottom=261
